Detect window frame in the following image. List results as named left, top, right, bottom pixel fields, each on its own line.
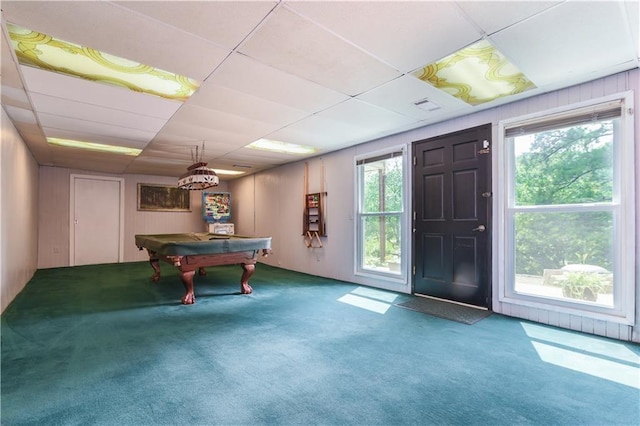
left=354, top=145, right=409, bottom=284
left=497, top=91, right=635, bottom=325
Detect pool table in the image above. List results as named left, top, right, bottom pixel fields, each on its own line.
left=135, top=233, right=271, bottom=304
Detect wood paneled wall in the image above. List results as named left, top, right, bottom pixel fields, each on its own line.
left=37, top=169, right=228, bottom=268
left=229, top=69, right=639, bottom=342
left=1, top=108, right=39, bottom=313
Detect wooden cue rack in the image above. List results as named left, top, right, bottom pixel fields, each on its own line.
left=303, top=162, right=326, bottom=248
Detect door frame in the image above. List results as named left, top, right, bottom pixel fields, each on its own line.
left=69, top=174, right=125, bottom=266
left=411, top=124, right=493, bottom=308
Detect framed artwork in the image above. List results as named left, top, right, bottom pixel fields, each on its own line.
left=202, top=192, right=231, bottom=223
left=137, top=183, right=191, bottom=212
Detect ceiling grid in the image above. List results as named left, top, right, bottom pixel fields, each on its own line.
left=0, top=0, right=637, bottom=179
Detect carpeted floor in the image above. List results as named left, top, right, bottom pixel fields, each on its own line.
left=396, top=296, right=493, bottom=324
left=2, top=262, right=639, bottom=425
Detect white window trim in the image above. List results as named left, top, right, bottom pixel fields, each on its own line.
left=354, top=144, right=410, bottom=285
left=496, top=91, right=635, bottom=325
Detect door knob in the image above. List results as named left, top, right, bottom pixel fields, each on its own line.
left=472, top=225, right=486, bottom=232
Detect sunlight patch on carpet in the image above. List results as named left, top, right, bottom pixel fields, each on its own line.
left=337, top=287, right=399, bottom=314
left=522, top=323, right=640, bottom=389
left=350, top=287, right=399, bottom=303
left=531, top=341, right=639, bottom=389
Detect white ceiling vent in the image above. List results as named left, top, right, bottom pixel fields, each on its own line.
left=414, top=98, right=441, bottom=112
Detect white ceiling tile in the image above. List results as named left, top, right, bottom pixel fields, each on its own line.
left=3, top=105, right=38, bottom=125
left=30, top=93, right=168, bottom=133
left=490, top=1, right=638, bottom=86
left=1, top=86, right=31, bottom=110
left=156, top=121, right=257, bottom=149
left=315, top=99, right=419, bottom=135
left=135, top=147, right=196, bottom=162
left=266, top=113, right=378, bottom=150
left=170, top=104, right=279, bottom=139
left=357, top=75, right=470, bottom=120
left=624, top=0, right=640, bottom=59
left=20, top=67, right=182, bottom=119
left=49, top=146, right=133, bottom=174
left=227, top=148, right=309, bottom=164
left=189, top=83, right=310, bottom=126
left=2, top=0, right=228, bottom=81
left=457, top=1, right=562, bottom=35
left=148, top=132, right=211, bottom=148
left=39, top=113, right=156, bottom=146
left=144, top=140, right=234, bottom=159
left=125, top=156, right=194, bottom=176
left=1, top=31, right=24, bottom=89
left=2, top=0, right=638, bottom=179
left=16, top=129, right=47, bottom=147
left=12, top=122, right=48, bottom=147
left=238, top=6, right=401, bottom=95
left=208, top=53, right=349, bottom=112
left=114, top=1, right=277, bottom=50
left=287, top=1, right=482, bottom=72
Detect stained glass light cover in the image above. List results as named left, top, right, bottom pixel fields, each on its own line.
left=7, top=23, right=200, bottom=101
left=412, top=40, right=535, bottom=106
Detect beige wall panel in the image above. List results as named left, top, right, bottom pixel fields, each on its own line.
left=1, top=108, right=39, bottom=313
left=228, top=176, right=255, bottom=236
left=38, top=167, right=71, bottom=268
left=37, top=167, right=228, bottom=268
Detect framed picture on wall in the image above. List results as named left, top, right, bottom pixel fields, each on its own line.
left=137, top=183, right=191, bottom=212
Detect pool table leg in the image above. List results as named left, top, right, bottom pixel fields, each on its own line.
left=148, top=253, right=161, bottom=282
left=240, top=263, right=255, bottom=294
left=180, top=270, right=196, bottom=305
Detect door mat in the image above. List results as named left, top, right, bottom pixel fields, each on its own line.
left=396, top=297, right=492, bottom=325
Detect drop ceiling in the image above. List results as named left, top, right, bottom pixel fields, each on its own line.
left=1, top=1, right=638, bottom=180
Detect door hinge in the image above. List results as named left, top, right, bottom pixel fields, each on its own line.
left=481, top=192, right=492, bottom=198
left=413, top=156, right=416, bottom=166
left=413, top=265, right=416, bottom=275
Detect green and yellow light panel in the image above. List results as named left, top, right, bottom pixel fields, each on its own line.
left=7, top=23, right=200, bottom=101
left=247, top=139, right=318, bottom=155
left=412, top=40, right=535, bottom=106
left=47, top=138, right=142, bottom=156
left=212, top=169, right=246, bottom=176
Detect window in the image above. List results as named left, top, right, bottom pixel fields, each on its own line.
left=498, top=92, right=635, bottom=324
left=356, top=147, right=407, bottom=281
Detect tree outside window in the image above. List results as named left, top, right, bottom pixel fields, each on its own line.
left=357, top=151, right=404, bottom=276
left=510, top=116, right=617, bottom=306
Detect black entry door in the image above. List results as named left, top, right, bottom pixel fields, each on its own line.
left=413, top=124, right=492, bottom=308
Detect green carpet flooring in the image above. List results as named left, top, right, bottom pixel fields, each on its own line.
left=2, top=262, right=639, bottom=425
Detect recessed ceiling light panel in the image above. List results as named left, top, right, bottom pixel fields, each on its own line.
left=47, top=137, right=142, bottom=156
left=247, top=139, right=318, bottom=155
left=412, top=40, right=536, bottom=106
left=7, top=23, right=200, bottom=102
left=213, top=169, right=246, bottom=176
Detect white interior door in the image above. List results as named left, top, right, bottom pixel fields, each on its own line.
left=70, top=175, right=124, bottom=266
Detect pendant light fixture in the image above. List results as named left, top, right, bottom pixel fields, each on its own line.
left=178, top=143, right=219, bottom=190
